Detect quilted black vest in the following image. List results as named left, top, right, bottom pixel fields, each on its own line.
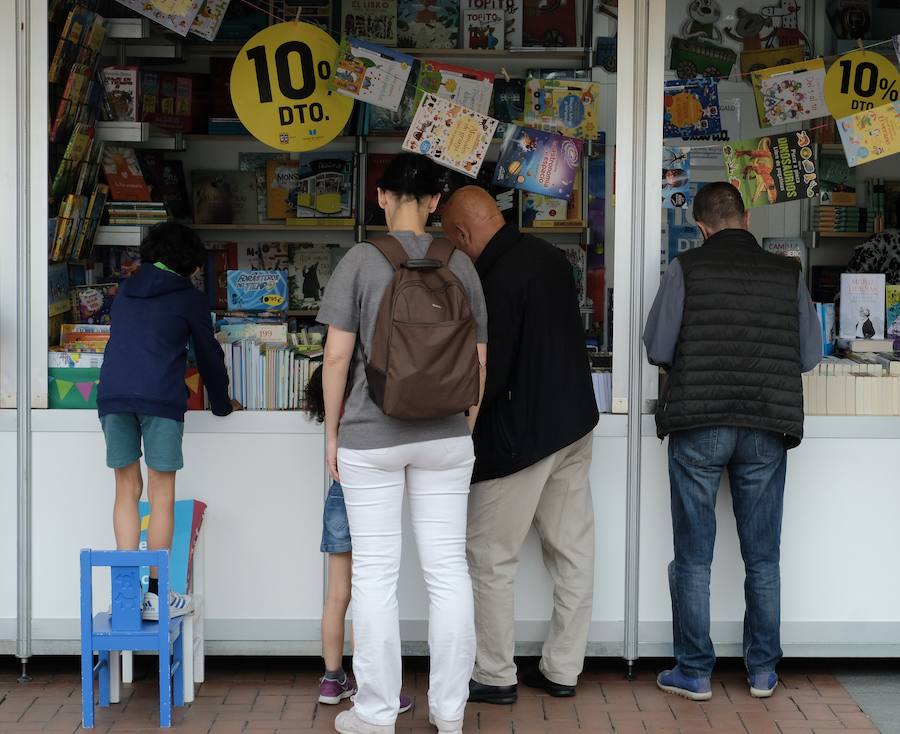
left=657, top=229, right=805, bottom=448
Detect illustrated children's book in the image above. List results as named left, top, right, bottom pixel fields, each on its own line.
left=266, top=159, right=302, bottom=220
left=70, top=283, right=118, bottom=324
left=462, top=7, right=504, bottom=49
left=239, top=152, right=289, bottom=224
left=663, top=78, right=721, bottom=139
left=417, top=60, right=495, bottom=115
left=491, top=78, right=525, bottom=136
left=113, top=0, right=204, bottom=36
left=887, top=284, right=900, bottom=338
left=403, top=94, right=498, bottom=178
left=752, top=58, right=827, bottom=128
left=293, top=153, right=355, bottom=222
left=397, top=0, right=459, bottom=48
left=192, top=170, right=257, bottom=225
left=227, top=270, right=289, bottom=312
left=840, top=273, right=885, bottom=340
left=837, top=101, right=900, bottom=168
left=289, top=244, right=334, bottom=308
left=722, top=130, right=818, bottom=209
left=521, top=169, right=582, bottom=227
left=340, top=0, right=398, bottom=45
left=332, top=37, right=414, bottom=112
left=524, top=79, right=600, bottom=140
left=190, top=0, right=232, bottom=41
left=494, top=125, right=583, bottom=198
left=100, top=66, right=140, bottom=122
left=48, top=263, right=71, bottom=318
left=101, top=146, right=152, bottom=202
left=661, top=146, right=691, bottom=210
left=237, top=242, right=290, bottom=271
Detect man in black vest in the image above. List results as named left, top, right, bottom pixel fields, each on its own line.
left=442, top=186, right=599, bottom=704
left=644, top=183, right=822, bottom=702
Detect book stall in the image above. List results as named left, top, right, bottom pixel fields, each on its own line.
left=1, top=0, right=899, bottom=663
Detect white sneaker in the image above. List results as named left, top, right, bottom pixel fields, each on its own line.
left=334, top=709, right=394, bottom=734
left=429, top=713, right=463, bottom=734
left=141, top=590, right=192, bottom=620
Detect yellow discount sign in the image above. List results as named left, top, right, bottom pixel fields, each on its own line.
left=824, top=50, right=900, bottom=120
left=230, top=22, right=354, bottom=152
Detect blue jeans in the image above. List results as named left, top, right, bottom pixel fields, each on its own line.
left=667, top=426, right=787, bottom=678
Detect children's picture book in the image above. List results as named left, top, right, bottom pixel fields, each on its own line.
left=521, top=169, right=582, bottom=227
left=522, top=0, right=576, bottom=46
left=762, top=237, right=804, bottom=263
left=48, top=263, right=71, bottom=317
left=462, top=7, right=504, bottom=49
left=837, top=101, right=900, bottom=168
left=491, top=78, right=525, bottom=136
left=100, top=67, right=140, bottom=122
left=70, top=283, right=118, bottom=324
left=403, top=94, right=498, bottom=178
left=113, top=0, right=204, bottom=36
left=141, top=72, right=209, bottom=134
left=722, top=130, right=818, bottom=209
left=237, top=242, right=291, bottom=271
left=815, top=302, right=835, bottom=356
left=887, top=284, right=900, bottom=338
left=101, top=147, right=152, bottom=202
left=752, top=58, right=827, bottom=128
left=192, top=170, right=257, bottom=225
left=51, top=125, right=96, bottom=202
left=340, top=0, right=398, bottom=45
left=494, top=125, right=583, bottom=198
left=663, top=78, right=721, bottom=140
left=555, top=243, right=586, bottom=306
left=524, top=79, right=600, bottom=140
left=239, top=152, right=289, bottom=224
left=397, top=0, right=459, bottom=48
left=417, top=61, right=495, bottom=115
left=332, top=38, right=414, bottom=112
left=266, top=159, right=302, bottom=220
left=190, top=0, right=232, bottom=41
left=661, top=147, right=691, bottom=210
left=840, top=273, right=885, bottom=340
left=818, top=151, right=857, bottom=206
left=289, top=244, right=334, bottom=308
left=294, top=153, right=354, bottom=221
left=227, top=270, right=289, bottom=312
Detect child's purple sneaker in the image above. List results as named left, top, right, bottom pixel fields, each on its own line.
left=748, top=672, right=778, bottom=698
left=656, top=667, right=712, bottom=701
left=319, top=674, right=356, bottom=704
left=398, top=693, right=412, bottom=714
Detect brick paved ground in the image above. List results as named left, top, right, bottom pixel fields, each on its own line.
left=0, top=657, right=880, bottom=733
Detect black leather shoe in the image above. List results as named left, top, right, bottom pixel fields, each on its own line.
left=522, top=668, right=576, bottom=697
left=468, top=678, right=518, bottom=705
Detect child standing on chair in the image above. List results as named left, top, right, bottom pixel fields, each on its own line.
left=98, top=222, right=240, bottom=621
left=305, top=366, right=412, bottom=714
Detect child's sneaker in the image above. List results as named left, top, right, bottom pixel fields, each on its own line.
left=748, top=672, right=778, bottom=698
left=656, top=667, right=712, bottom=701
left=319, top=674, right=356, bottom=704
left=141, top=590, right=192, bottom=621
left=334, top=709, right=394, bottom=733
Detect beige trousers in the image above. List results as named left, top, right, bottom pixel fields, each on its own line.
left=467, top=433, right=595, bottom=688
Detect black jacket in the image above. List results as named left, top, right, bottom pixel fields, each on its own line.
left=472, top=224, right=598, bottom=482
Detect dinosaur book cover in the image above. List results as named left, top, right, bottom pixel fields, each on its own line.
left=722, top=130, right=818, bottom=209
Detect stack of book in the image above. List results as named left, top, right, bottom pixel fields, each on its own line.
left=106, top=201, right=168, bottom=226
left=48, top=323, right=111, bottom=368
left=802, top=357, right=900, bottom=416
left=813, top=205, right=875, bottom=233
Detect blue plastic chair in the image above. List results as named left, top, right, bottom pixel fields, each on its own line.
left=80, top=549, right=185, bottom=728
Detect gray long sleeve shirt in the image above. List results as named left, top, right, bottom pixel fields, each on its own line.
left=643, top=259, right=823, bottom=374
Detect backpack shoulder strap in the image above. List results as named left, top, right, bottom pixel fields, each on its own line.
left=425, top=237, right=456, bottom=267
left=366, top=235, right=408, bottom=271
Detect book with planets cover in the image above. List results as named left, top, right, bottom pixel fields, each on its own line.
left=493, top=125, right=583, bottom=197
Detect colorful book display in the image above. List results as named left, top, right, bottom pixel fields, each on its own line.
left=417, top=61, right=495, bottom=115
left=837, top=102, right=900, bottom=168
left=226, top=270, right=289, bottom=312
left=524, top=79, right=600, bottom=140
left=462, top=7, right=504, bottom=50
left=722, top=131, right=818, bottom=209
left=663, top=78, right=721, bottom=139
left=494, top=125, right=582, bottom=198
left=113, top=0, right=204, bottom=36
left=332, top=38, right=414, bottom=112
left=403, top=94, right=497, bottom=178
left=752, top=58, right=827, bottom=128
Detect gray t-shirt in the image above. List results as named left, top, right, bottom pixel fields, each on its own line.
left=317, top=231, right=488, bottom=450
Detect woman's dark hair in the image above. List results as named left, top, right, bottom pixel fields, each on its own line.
left=305, top=363, right=325, bottom=422
left=377, top=152, right=442, bottom=200
left=140, top=222, right=207, bottom=277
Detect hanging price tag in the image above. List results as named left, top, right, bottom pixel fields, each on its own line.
left=230, top=22, right=354, bottom=152
left=824, top=50, right=900, bottom=120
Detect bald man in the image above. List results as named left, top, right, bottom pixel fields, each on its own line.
left=442, top=187, right=599, bottom=703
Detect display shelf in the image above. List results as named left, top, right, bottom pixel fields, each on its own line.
left=94, top=122, right=184, bottom=150
left=213, top=309, right=318, bottom=317
left=190, top=223, right=356, bottom=231
left=93, top=225, right=148, bottom=248
left=106, top=17, right=150, bottom=40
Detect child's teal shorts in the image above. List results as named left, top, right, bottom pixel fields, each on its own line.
left=100, top=413, right=185, bottom=472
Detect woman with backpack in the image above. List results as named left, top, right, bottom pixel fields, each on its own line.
left=317, top=153, right=488, bottom=734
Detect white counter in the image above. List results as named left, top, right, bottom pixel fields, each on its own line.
left=1, top=410, right=898, bottom=657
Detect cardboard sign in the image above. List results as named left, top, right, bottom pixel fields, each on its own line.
left=230, top=22, right=354, bottom=152
left=824, top=50, right=900, bottom=121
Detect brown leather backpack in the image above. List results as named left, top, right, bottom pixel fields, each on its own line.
left=365, top=235, right=480, bottom=420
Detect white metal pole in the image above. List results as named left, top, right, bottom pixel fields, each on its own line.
left=15, top=0, right=33, bottom=682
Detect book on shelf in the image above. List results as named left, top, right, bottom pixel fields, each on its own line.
left=462, top=6, right=504, bottom=49
left=810, top=265, right=842, bottom=303
left=494, top=126, right=583, bottom=198
left=106, top=201, right=168, bottom=225
left=840, top=273, right=886, bottom=340
left=397, top=0, right=459, bottom=48
left=293, top=153, right=354, bottom=223
left=814, top=302, right=835, bottom=357
left=205, top=242, right=239, bottom=309
left=463, top=0, right=521, bottom=47
left=340, top=0, right=398, bottom=45
left=266, top=159, right=302, bottom=220
left=817, top=150, right=856, bottom=206
left=490, top=78, right=525, bottom=137
left=100, top=66, right=140, bottom=122
left=888, top=284, right=900, bottom=338
left=192, top=170, right=257, bottom=225
left=217, top=321, right=289, bottom=344
left=51, top=124, right=98, bottom=203
left=237, top=242, right=291, bottom=271
left=522, top=0, right=576, bottom=47
left=219, top=337, right=316, bottom=411
left=51, top=65, right=102, bottom=143
left=70, top=283, right=118, bottom=324
left=141, top=71, right=209, bottom=134
left=239, top=153, right=290, bottom=224
left=71, top=183, right=109, bottom=260
left=207, top=118, right=250, bottom=135
left=50, top=195, right=85, bottom=262
left=813, top=205, right=874, bottom=232
left=137, top=152, right=191, bottom=220
left=226, top=270, right=289, bottom=312
left=48, top=263, right=71, bottom=317
left=48, top=350, right=105, bottom=369
left=49, top=6, right=106, bottom=85
left=288, top=244, right=349, bottom=310
left=101, top=146, right=152, bottom=202
left=521, top=170, right=583, bottom=228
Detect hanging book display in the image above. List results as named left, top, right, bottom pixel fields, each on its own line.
left=524, top=79, right=600, bottom=140
left=332, top=37, right=414, bottom=112
left=190, top=0, right=232, bottom=41
left=752, top=58, right=827, bottom=128
left=416, top=61, right=495, bottom=114
left=494, top=125, right=582, bottom=198
left=837, top=102, right=900, bottom=168
left=113, top=0, right=204, bottom=35
left=722, top=130, right=818, bottom=209
left=663, top=78, right=721, bottom=139
left=402, top=94, right=498, bottom=178
left=661, top=147, right=692, bottom=210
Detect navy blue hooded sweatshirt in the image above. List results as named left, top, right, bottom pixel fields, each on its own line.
left=98, top=264, right=232, bottom=420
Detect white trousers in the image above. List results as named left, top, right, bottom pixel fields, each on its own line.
left=338, top=436, right=476, bottom=727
